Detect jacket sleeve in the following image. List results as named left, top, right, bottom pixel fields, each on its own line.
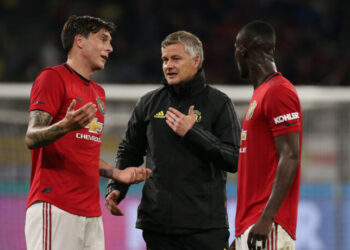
left=105, top=98, right=148, bottom=203
left=183, top=99, right=241, bottom=173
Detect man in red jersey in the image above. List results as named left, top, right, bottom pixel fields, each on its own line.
left=24, top=15, right=151, bottom=250
left=230, top=21, right=302, bottom=250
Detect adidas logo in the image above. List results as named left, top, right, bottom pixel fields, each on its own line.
left=154, top=111, right=165, bottom=118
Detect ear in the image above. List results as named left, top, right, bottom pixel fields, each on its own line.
left=74, top=34, right=85, bottom=49
left=193, top=55, right=201, bottom=69
left=240, top=45, right=248, bottom=58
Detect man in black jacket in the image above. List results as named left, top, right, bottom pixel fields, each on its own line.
left=105, top=30, right=241, bottom=250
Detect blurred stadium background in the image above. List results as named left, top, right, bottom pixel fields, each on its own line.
left=0, top=0, right=349, bottom=250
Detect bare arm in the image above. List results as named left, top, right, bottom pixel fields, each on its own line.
left=99, top=159, right=152, bottom=184
left=247, top=132, right=300, bottom=249
left=99, top=159, right=115, bottom=178
left=260, top=132, right=300, bottom=220
left=102, top=158, right=152, bottom=217
left=25, top=110, right=72, bottom=149
left=25, top=100, right=97, bottom=149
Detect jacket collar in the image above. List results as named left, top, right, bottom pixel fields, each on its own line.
left=162, top=68, right=207, bottom=98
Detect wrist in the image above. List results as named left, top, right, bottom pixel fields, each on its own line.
left=261, top=212, right=275, bottom=222
left=57, top=118, right=71, bottom=134
left=112, top=168, right=121, bottom=181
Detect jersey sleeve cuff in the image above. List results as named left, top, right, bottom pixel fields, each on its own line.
left=272, top=126, right=300, bottom=137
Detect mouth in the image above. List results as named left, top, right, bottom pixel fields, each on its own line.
left=167, top=72, right=178, bottom=78
left=101, top=55, right=108, bottom=61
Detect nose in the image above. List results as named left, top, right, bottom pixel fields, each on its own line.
left=164, top=59, right=174, bottom=70
left=107, top=42, right=113, bottom=53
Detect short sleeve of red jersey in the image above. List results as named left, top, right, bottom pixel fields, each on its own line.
left=29, top=69, right=65, bottom=117
left=262, top=83, right=302, bottom=137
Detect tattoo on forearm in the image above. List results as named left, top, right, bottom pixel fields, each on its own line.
left=32, top=110, right=52, bottom=126
left=26, top=110, right=65, bottom=148
left=100, top=169, right=114, bottom=178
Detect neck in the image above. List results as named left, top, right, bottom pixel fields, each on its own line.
left=172, top=84, right=181, bottom=93
left=66, top=56, right=93, bottom=80
left=249, top=62, right=277, bottom=89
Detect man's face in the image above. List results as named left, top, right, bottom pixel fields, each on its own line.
left=234, top=32, right=249, bottom=78
left=81, top=28, right=113, bottom=71
left=161, top=43, right=199, bottom=85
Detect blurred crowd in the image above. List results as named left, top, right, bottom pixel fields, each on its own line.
left=0, top=0, right=349, bottom=85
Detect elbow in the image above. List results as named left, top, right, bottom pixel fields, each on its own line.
left=226, top=164, right=238, bottom=173
left=220, top=161, right=237, bottom=173
left=25, top=135, right=32, bottom=149
left=290, top=150, right=300, bottom=164
left=229, top=155, right=239, bottom=173
left=231, top=147, right=240, bottom=173
left=25, top=135, right=37, bottom=150
left=221, top=150, right=239, bottom=173
left=287, top=152, right=300, bottom=173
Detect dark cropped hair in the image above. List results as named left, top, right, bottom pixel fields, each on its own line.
left=61, top=15, right=116, bottom=53
left=240, top=20, right=276, bottom=51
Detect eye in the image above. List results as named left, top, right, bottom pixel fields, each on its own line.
left=100, top=35, right=109, bottom=42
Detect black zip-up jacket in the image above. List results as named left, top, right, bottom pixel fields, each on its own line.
left=106, top=69, right=241, bottom=233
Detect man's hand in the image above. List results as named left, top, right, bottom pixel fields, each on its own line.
left=165, top=105, right=196, bottom=137
left=105, top=190, right=124, bottom=216
left=61, top=99, right=97, bottom=132
left=247, top=216, right=273, bottom=250
left=112, top=167, right=152, bottom=184
left=229, top=239, right=236, bottom=250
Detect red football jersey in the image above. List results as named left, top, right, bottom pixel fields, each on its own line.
left=235, top=72, right=302, bottom=239
left=26, top=64, right=105, bottom=217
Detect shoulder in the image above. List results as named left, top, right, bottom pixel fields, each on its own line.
left=90, top=80, right=105, bottom=95
left=262, top=75, right=301, bottom=109
left=45, top=64, right=71, bottom=76
left=34, top=66, right=64, bottom=87
left=139, top=86, right=166, bottom=104
left=38, top=65, right=61, bottom=77
left=130, top=86, right=165, bottom=117
left=206, top=85, right=232, bottom=104
left=266, top=75, right=299, bottom=99
left=36, top=64, right=70, bottom=82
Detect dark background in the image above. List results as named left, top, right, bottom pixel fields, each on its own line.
left=0, top=0, right=349, bottom=85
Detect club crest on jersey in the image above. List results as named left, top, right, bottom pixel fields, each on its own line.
left=96, top=97, right=105, bottom=115
left=246, top=100, right=257, bottom=120
left=193, top=110, right=202, bottom=123
left=241, top=130, right=247, bottom=141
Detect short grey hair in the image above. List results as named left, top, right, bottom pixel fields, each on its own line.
left=161, top=30, right=204, bottom=69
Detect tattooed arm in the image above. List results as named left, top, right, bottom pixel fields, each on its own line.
left=25, top=110, right=64, bottom=149
left=25, top=99, right=97, bottom=149
left=99, top=159, right=152, bottom=184
left=99, top=159, right=115, bottom=178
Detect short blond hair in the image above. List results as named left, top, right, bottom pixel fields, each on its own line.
left=161, top=30, right=204, bottom=69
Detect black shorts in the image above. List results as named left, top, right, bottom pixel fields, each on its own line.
left=142, top=228, right=230, bottom=250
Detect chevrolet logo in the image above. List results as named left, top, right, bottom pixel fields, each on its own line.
left=85, top=118, right=103, bottom=133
